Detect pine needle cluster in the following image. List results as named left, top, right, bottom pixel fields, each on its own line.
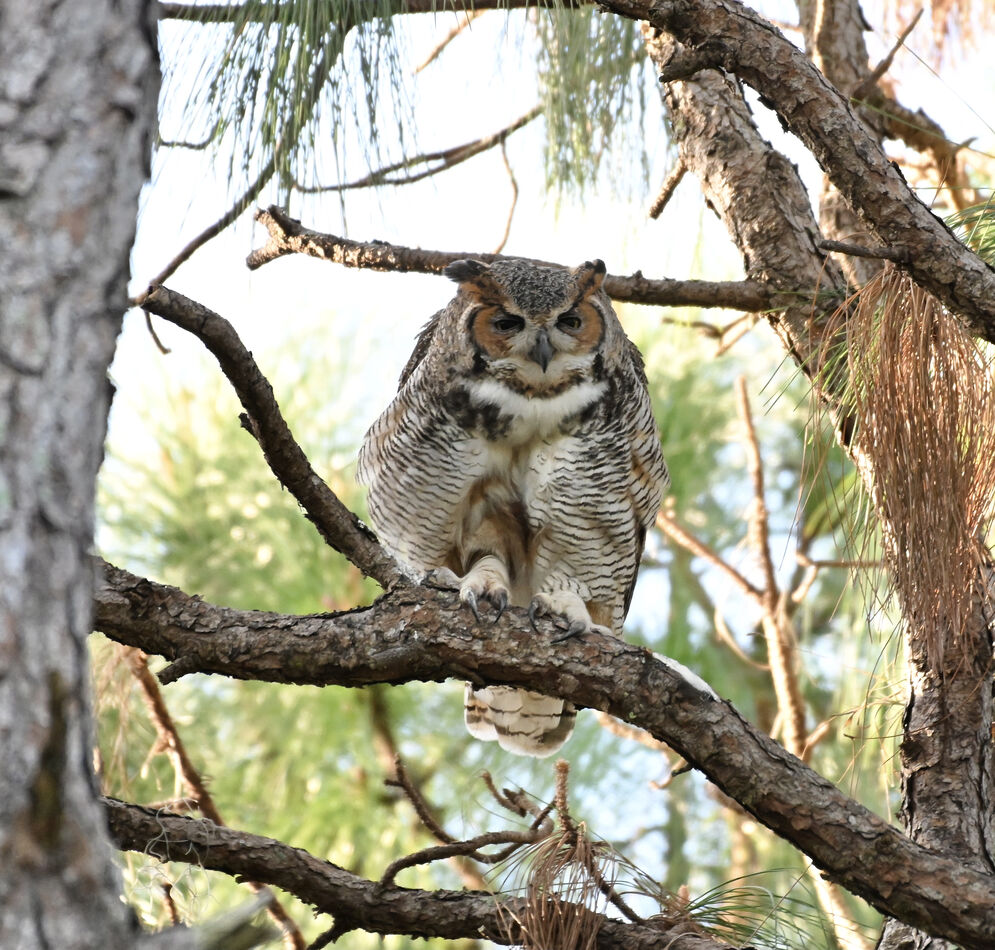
left=836, top=266, right=995, bottom=667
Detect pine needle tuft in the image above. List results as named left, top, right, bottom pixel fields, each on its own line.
left=832, top=266, right=995, bottom=667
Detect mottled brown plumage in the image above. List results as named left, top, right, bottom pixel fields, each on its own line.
left=358, top=258, right=668, bottom=756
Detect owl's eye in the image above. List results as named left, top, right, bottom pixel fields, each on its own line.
left=556, top=311, right=582, bottom=332
left=492, top=314, right=525, bottom=334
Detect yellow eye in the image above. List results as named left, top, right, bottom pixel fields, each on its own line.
left=557, top=312, right=582, bottom=332
left=493, top=314, right=525, bottom=334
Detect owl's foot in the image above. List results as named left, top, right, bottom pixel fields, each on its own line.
left=425, top=561, right=510, bottom=623
left=460, top=557, right=511, bottom=622
left=529, top=591, right=612, bottom=642
left=423, top=567, right=462, bottom=590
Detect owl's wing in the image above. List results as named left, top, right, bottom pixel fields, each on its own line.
left=397, top=312, right=442, bottom=387
left=622, top=342, right=670, bottom=616
left=358, top=366, right=486, bottom=572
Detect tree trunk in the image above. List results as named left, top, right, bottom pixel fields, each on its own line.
left=0, top=1, right=158, bottom=946
left=876, top=565, right=995, bottom=950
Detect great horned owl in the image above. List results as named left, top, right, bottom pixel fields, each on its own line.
left=358, top=258, right=669, bottom=756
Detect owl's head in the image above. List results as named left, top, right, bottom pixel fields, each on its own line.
left=444, top=258, right=610, bottom=390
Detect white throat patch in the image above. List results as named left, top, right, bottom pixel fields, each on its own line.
left=466, top=377, right=606, bottom=439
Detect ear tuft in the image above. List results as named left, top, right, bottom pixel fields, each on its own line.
left=573, top=259, right=607, bottom=296
left=443, top=259, right=489, bottom=283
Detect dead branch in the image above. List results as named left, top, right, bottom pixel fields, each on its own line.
left=736, top=377, right=778, bottom=608
left=93, top=559, right=995, bottom=948
left=104, top=798, right=734, bottom=950
left=132, top=284, right=405, bottom=591
left=247, top=206, right=773, bottom=313
left=122, top=648, right=305, bottom=949
left=295, top=107, right=540, bottom=193
left=385, top=758, right=554, bottom=875
left=656, top=510, right=764, bottom=602
left=379, top=827, right=543, bottom=886
left=595, top=712, right=671, bottom=752
left=817, top=238, right=911, bottom=263
left=850, top=9, right=923, bottom=100
left=139, top=161, right=271, bottom=292
left=494, top=140, right=518, bottom=254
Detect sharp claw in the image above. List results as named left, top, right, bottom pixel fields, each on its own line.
left=551, top=619, right=588, bottom=643
left=463, top=589, right=481, bottom=622
left=528, top=600, right=542, bottom=631
left=492, top=590, right=508, bottom=623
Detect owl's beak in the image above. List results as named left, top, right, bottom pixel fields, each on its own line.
left=529, top=329, right=553, bottom=372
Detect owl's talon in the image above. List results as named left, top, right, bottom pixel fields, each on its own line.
left=462, top=588, right=481, bottom=622
left=492, top=589, right=508, bottom=623
left=528, top=600, right=543, bottom=631
left=551, top=619, right=589, bottom=643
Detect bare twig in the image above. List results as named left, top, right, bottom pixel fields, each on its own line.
left=736, top=377, right=778, bottom=608
left=123, top=648, right=305, bottom=949
left=494, top=141, right=518, bottom=254
left=415, top=10, right=486, bottom=72
left=648, top=157, right=686, bottom=219
left=139, top=161, right=274, bottom=292
left=735, top=378, right=807, bottom=758
left=712, top=609, right=768, bottom=670
left=656, top=509, right=764, bottom=602
left=851, top=9, right=923, bottom=100
left=595, top=712, right=671, bottom=752
left=386, top=757, right=457, bottom=845
left=294, top=107, right=540, bottom=193
left=817, top=238, right=911, bottom=263
left=138, top=0, right=343, bottom=293
left=379, top=827, right=543, bottom=886
left=381, top=765, right=555, bottom=885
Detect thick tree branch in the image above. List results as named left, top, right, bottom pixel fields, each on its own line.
left=135, top=285, right=406, bottom=590
left=247, top=206, right=773, bottom=313
left=93, top=561, right=995, bottom=949
left=104, top=799, right=733, bottom=950
left=605, top=0, right=995, bottom=341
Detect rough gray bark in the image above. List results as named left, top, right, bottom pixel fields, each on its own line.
left=876, top=562, right=995, bottom=950
left=0, top=1, right=158, bottom=947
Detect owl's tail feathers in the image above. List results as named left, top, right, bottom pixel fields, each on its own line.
left=464, top=684, right=576, bottom=757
